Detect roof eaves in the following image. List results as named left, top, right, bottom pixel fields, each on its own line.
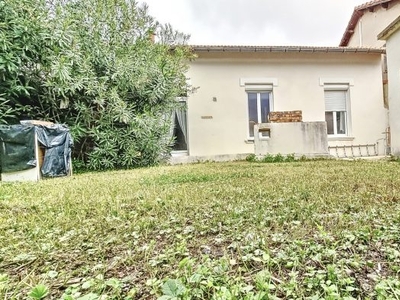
left=355, top=0, right=392, bottom=10
left=191, top=45, right=385, bottom=54
left=339, top=0, right=394, bottom=46
left=339, top=10, right=363, bottom=46
left=378, top=15, right=400, bottom=40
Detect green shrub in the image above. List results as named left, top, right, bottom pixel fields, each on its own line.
left=261, top=153, right=287, bottom=163
left=71, top=159, right=87, bottom=174
left=246, top=154, right=257, bottom=162
left=285, top=153, right=296, bottom=162
left=273, top=153, right=284, bottom=162
left=299, top=155, right=308, bottom=161
left=262, top=154, right=275, bottom=163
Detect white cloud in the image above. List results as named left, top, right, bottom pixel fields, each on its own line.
left=141, top=0, right=368, bottom=46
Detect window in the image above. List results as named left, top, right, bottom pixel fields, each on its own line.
left=172, top=101, right=188, bottom=151
left=247, top=91, right=271, bottom=138
left=241, top=77, right=277, bottom=139
left=324, top=90, right=348, bottom=135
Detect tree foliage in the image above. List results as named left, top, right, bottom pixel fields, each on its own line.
left=0, top=0, right=193, bottom=169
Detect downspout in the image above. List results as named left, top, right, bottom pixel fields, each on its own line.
left=359, top=19, right=363, bottom=46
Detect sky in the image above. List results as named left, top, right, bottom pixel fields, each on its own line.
left=140, top=0, right=369, bottom=46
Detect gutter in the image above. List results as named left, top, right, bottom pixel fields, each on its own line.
left=191, top=45, right=385, bottom=54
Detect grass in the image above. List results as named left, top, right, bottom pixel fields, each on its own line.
left=1, top=160, right=400, bottom=299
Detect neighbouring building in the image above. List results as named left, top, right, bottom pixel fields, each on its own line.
left=378, top=16, right=400, bottom=155
left=340, top=0, right=400, bottom=48
left=171, top=46, right=388, bottom=163
left=338, top=0, right=400, bottom=156
left=340, top=0, right=400, bottom=114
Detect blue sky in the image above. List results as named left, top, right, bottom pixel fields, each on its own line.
left=141, top=0, right=369, bottom=46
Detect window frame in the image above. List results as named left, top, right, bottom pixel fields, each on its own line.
left=325, top=110, right=347, bottom=136
left=171, top=97, right=189, bottom=155
left=241, top=78, right=278, bottom=141
left=324, top=86, right=351, bottom=137
left=246, top=89, right=274, bottom=140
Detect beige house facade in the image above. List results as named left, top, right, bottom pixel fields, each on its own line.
left=170, top=0, right=400, bottom=163
left=171, top=46, right=388, bottom=162
left=378, top=17, right=400, bottom=155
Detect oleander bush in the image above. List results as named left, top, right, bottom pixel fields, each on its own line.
left=0, top=0, right=193, bottom=170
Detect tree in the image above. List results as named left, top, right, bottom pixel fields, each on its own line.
left=0, top=0, right=194, bottom=169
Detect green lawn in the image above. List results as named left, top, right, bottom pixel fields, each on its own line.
left=1, top=160, right=400, bottom=299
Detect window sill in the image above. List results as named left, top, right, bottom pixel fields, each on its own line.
left=245, top=137, right=271, bottom=144
left=328, top=136, right=355, bottom=141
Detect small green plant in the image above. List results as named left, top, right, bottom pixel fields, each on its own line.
left=388, top=155, right=400, bottom=162
left=246, top=154, right=257, bottom=162
left=28, top=284, right=49, bottom=300
left=260, top=153, right=294, bottom=163
left=375, top=277, right=400, bottom=299
left=299, top=155, right=308, bottom=161
left=273, top=153, right=284, bottom=162
left=159, top=279, right=187, bottom=299
left=285, top=153, right=296, bottom=162
left=0, top=274, right=9, bottom=293
left=262, top=154, right=275, bottom=163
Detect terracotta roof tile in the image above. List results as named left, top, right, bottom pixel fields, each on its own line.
left=339, top=0, right=395, bottom=46
left=355, top=0, right=392, bottom=10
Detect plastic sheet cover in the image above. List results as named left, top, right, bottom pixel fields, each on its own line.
left=36, top=125, right=73, bottom=177
left=0, top=124, right=73, bottom=177
left=0, top=125, right=36, bottom=173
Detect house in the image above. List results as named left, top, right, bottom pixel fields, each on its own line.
left=340, top=0, right=400, bottom=48
left=171, top=45, right=388, bottom=163
left=169, top=0, right=400, bottom=163
left=378, top=16, right=400, bottom=155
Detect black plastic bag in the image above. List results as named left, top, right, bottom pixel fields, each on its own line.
left=36, top=125, right=73, bottom=177
left=0, top=125, right=36, bottom=173
left=0, top=124, right=73, bottom=177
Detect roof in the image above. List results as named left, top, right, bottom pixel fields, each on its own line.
left=378, top=15, right=400, bottom=39
left=339, top=0, right=395, bottom=46
left=191, top=45, right=386, bottom=54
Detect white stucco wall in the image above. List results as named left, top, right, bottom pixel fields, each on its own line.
left=348, top=2, right=400, bottom=47
left=185, top=51, right=387, bottom=157
left=385, top=29, right=400, bottom=155
left=254, top=122, right=328, bottom=157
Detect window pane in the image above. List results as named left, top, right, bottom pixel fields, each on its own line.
left=248, top=93, right=257, bottom=137
left=325, top=112, right=334, bottom=134
left=336, top=111, right=346, bottom=134
left=260, top=93, right=270, bottom=137
left=172, top=112, right=188, bottom=151
left=260, top=92, right=270, bottom=123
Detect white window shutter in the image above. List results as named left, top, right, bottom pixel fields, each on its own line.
left=325, top=90, right=346, bottom=111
